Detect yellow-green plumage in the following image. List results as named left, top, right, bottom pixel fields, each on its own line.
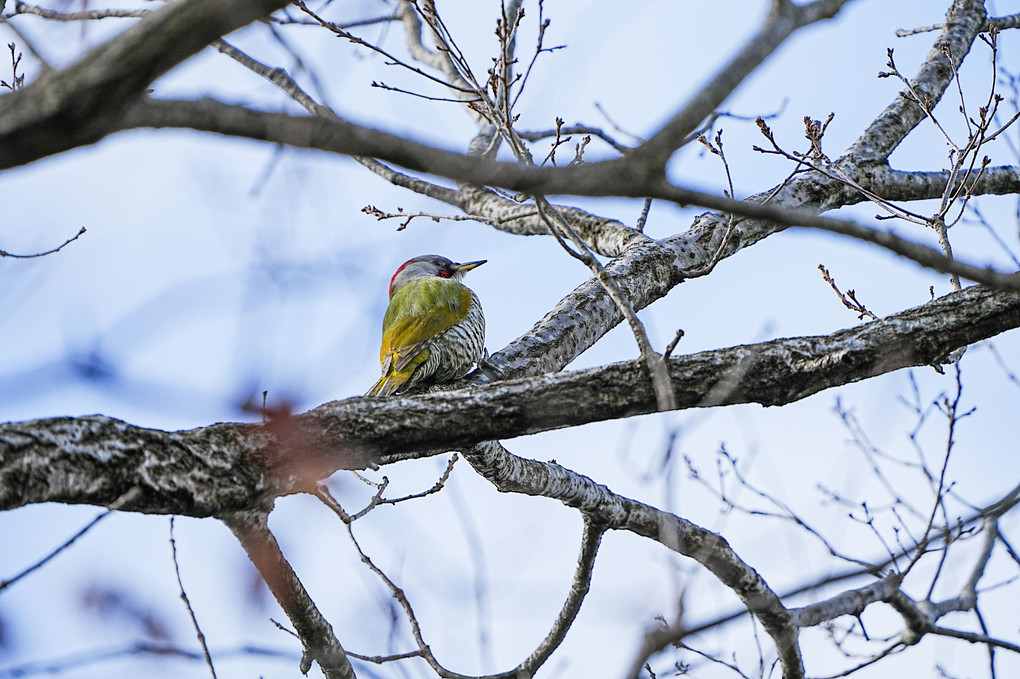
left=366, top=255, right=486, bottom=396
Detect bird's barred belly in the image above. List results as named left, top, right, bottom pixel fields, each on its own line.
left=423, top=293, right=485, bottom=384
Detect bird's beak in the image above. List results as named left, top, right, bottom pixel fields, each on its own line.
left=454, top=259, right=486, bottom=272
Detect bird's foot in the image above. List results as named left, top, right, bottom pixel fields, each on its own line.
left=478, top=349, right=507, bottom=380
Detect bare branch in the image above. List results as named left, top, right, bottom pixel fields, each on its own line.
left=463, top=441, right=802, bottom=679
left=523, top=122, right=631, bottom=155
left=851, top=0, right=987, bottom=162
left=818, top=264, right=880, bottom=321
left=0, top=509, right=110, bottom=593
left=225, top=511, right=356, bottom=679
left=11, top=2, right=149, bottom=20
left=169, top=518, right=218, bottom=679
left=0, top=226, right=86, bottom=258
left=2, top=286, right=1019, bottom=517
left=631, top=0, right=853, bottom=168
left=0, top=0, right=294, bottom=167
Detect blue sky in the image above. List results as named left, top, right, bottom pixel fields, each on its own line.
left=2, top=1, right=1019, bottom=677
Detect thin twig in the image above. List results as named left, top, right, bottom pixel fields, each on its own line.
left=213, top=39, right=321, bottom=113
left=0, top=641, right=299, bottom=677
left=362, top=204, right=539, bottom=231
left=170, top=518, right=218, bottom=679
left=535, top=197, right=676, bottom=411
left=0, top=226, right=86, bottom=258
left=380, top=454, right=458, bottom=504
left=345, top=522, right=456, bottom=677
left=370, top=80, right=482, bottom=103
left=684, top=129, right=741, bottom=276
left=818, top=264, right=880, bottom=321
left=296, top=0, right=477, bottom=94
left=593, top=101, right=645, bottom=143
left=346, top=649, right=424, bottom=664
left=929, top=626, right=1020, bottom=654
left=316, top=456, right=457, bottom=523
left=635, top=198, right=653, bottom=232
left=0, top=510, right=110, bottom=593
left=662, top=329, right=684, bottom=359
left=271, top=11, right=400, bottom=30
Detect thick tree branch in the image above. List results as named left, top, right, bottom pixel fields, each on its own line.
left=632, top=0, right=852, bottom=168
left=789, top=575, right=902, bottom=628
left=2, top=285, right=1017, bottom=516
left=849, top=0, right=987, bottom=162
left=3, top=3, right=1017, bottom=678
left=464, top=441, right=804, bottom=679
left=110, top=96, right=643, bottom=196
left=858, top=165, right=1020, bottom=203
left=0, top=416, right=276, bottom=515
left=225, top=511, right=356, bottom=679
left=111, top=99, right=1020, bottom=306
left=0, top=0, right=292, bottom=167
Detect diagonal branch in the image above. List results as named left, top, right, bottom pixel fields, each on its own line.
left=170, top=517, right=218, bottom=679
left=463, top=441, right=804, bottom=679
left=514, top=516, right=605, bottom=676
left=631, top=0, right=853, bottom=168
left=344, top=509, right=604, bottom=679
left=533, top=197, right=676, bottom=411
left=849, top=0, right=987, bottom=162
left=225, top=511, right=356, bottom=679
left=113, top=99, right=1020, bottom=308
left=0, top=509, right=110, bottom=592
left=0, top=0, right=293, bottom=167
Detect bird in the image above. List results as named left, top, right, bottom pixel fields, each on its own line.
left=366, top=254, right=486, bottom=396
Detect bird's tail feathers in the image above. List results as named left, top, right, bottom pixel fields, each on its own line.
left=365, top=372, right=413, bottom=397
left=365, top=376, right=391, bottom=397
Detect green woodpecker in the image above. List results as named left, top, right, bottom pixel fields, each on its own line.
left=366, top=255, right=486, bottom=396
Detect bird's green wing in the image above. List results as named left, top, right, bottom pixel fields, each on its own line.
left=380, top=279, right=472, bottom=373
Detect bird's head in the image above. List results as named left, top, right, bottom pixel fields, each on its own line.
left=388, top=255, right=486, bottom=296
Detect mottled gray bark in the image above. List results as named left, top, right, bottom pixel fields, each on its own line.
left=3, top=285, right=1017, bottom=517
